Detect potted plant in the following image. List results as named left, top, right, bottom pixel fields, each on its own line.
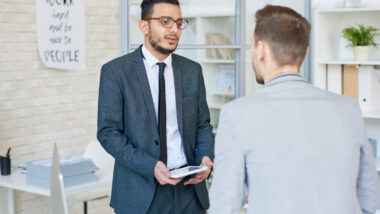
left=341, top=24, right=380, bottom=61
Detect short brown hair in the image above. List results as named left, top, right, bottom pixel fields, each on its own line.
left=254, top=5, right=311, bottom=66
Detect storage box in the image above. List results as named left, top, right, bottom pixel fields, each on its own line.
left=26, top=156, right=99, bottom=188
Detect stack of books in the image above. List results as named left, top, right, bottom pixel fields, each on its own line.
left=205, top=33, right=235, bottom=60
left=26, top=156, right=99, bottom=189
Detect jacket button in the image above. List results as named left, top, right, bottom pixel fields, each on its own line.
left=154, top=140, right=159, bottom=145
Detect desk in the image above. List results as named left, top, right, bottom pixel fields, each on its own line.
left=0, top=169, right=112, bottom=214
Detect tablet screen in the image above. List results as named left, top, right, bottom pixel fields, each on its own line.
left=170, top=166, right=207, bottom=178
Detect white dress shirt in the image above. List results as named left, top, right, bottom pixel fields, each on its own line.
left=141, top=45, right=187, bottom=170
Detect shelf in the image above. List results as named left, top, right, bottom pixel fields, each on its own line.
left=316, top=7, right=380, bottom=13
left=363, top=110, right=380, bottom=119
left=181, top=5, right=235, bottom=18
left=208, top=103, right=223, bottom=109
left=199, top=59, right=235, bottom=64
left=318, top=60, right=380, bottom=65
left=129, top=5, right=235, bottom=18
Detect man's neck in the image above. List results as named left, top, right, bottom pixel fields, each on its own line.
left=264, top=65, right=299, bottom=85
left=144, top=41, right=170, bottom=62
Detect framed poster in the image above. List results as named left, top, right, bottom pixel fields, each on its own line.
left=36, top=0, right=85, bottom=70
left=214, top=66, right=235, bottom=96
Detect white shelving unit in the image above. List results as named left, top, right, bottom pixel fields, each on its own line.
left=313, top=8, right=380, bottom=89
left=125, top=0, right=310, bottom=128
left=198, top=59, right=235, bottom=64
left=317, top=60, right=380, bottom=65
left=128, top=1, right=237, bottom=128
left=363, top=110, right=380, bottom=120
left=312, top=7, right=380, bottom=159
left=316, top=7, right=380, bottom=13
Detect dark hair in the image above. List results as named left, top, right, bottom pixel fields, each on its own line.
left=254, top=5, right=311, bottom=66
left=141, top=0, right=180, bottom=20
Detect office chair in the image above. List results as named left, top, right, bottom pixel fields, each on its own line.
left=76, top=140, right=114, bottom=214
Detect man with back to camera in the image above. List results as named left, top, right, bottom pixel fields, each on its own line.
left=209, top=5, right=379, bottom=214
left=97, top=0, right=214, bottom=213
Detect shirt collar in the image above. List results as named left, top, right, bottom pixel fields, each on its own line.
left=266, top=72, right=304, bottom=86
left=142, top=45, right=172, bottom=69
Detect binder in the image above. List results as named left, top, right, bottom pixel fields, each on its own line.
left=343, top=65, right=359, bottom=100
left=327, top=64, right=342, bottom=94
left=358, top=66, right=380, bottom=112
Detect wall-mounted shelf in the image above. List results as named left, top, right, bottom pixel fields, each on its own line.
left=129, top=4, right=235, bottom=18
left=199, top=59, right=235, bottom=64
left=316, top=8, right=380, bottom=13
left=363, top=110, right=380, bottom=119
left=208, top=103, right=223, bottom=109
left=318, top=60, right=380, bottom=65
left=182, top=6, right=235, bottom=18
left=313, top=7, right=380, bottom=89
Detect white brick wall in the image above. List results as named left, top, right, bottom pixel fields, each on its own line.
left=0, top=0, right=119, bottom=213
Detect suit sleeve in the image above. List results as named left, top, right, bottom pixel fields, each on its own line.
left=195, top=64, right=215, bottom=165
left=97, top=64, right=158, bottom=181
left=209, top=107, right=245, bottom=214
left=353, top=99, right=380, bottom=214
left=357, top=136, right=379, bottom=214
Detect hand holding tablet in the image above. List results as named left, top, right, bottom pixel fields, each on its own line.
left=169, top=166, right=208, bottom=178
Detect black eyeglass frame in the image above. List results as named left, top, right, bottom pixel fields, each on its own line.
left=145, top=16, right=189, bottom=30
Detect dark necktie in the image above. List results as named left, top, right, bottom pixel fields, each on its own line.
left=157, top=62, right=167, bottom=165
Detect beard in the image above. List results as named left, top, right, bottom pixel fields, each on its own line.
left=253, top=61, right=264, bottom=84
left=148, top=27, right=178, bottom=54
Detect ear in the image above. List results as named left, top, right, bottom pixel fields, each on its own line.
left=139, top=20, right=149, bottom=35
left=257, top=41, right=266, bottom=61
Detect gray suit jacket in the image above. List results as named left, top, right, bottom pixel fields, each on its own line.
left=97, top=46, right=214, bottom=213
left=210, top=73, right=379, bottom=214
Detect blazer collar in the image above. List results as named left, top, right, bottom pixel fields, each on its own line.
left=266, top=72, right=306, bottom=87
left=171, top=55, right=184, bottom=138
left=141, top=45, right=173, bottom=69
left=133, top=46, right=159, bottom=129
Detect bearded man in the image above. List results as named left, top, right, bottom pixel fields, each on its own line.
left=97, top=0, right=214, bottom=213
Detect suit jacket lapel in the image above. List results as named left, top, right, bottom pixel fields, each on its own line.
left=172, top=55, right=184, bottom=139
left=172, top=55, right=195, bottom=161
left=133, top=47, right=158, bottom=127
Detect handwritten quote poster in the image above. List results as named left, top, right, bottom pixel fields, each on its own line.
left=36, top=0, right=85, bottom=70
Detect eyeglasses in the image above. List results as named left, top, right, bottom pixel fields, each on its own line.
left=145, top=16, right=189, bottom=30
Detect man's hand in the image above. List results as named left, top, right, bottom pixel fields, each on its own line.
left=184, top=156, right=213, bottom=185
left=154, top=161, right=183, bottom=185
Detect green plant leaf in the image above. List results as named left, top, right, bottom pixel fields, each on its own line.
left=341, top=24, right=379, bottom=48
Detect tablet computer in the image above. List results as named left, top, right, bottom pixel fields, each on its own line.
left=169, top=166, right=208, bottom=178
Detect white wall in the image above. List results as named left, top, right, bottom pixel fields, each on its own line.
left=0, top=0, right=119, bottom=213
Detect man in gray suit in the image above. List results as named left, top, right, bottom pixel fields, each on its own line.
left=210, top=5, right=379, bottom=214
left=97, top=0, right=214, bottom=213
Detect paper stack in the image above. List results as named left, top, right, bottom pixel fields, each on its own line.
left=26, top=156, right=99, bottom=189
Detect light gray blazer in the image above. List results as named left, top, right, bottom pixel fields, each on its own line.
left=209, top=73, right=379, bottom=214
